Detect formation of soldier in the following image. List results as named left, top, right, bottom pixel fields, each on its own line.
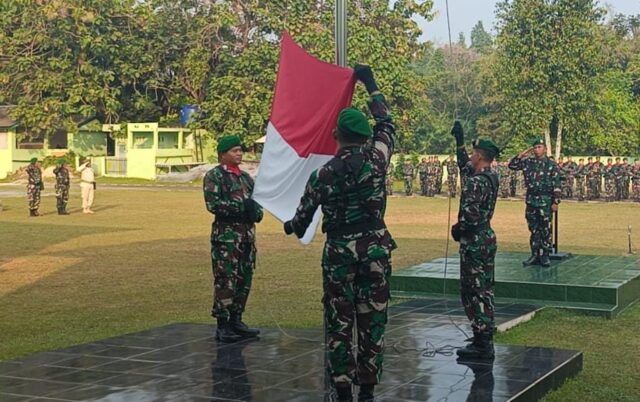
left=402, top=155, right=458, bottom=197
left=24, top=158, right=74, bottom=216
left=557, top=155, right=638, bottom=202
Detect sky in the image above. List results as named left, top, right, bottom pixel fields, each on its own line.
left=416, top=0, right=640, bottom=45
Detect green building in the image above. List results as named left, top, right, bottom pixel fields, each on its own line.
left=0, top=106, right=203, bottom=180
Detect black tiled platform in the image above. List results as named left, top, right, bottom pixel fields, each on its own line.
left=0, top=299, right=582, bottom=401
left=393, top=253, right=640, bottom=316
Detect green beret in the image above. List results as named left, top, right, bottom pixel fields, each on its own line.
left=217, top=135, right=242, bottom=153
left=30, top=157, right=38, bottom=164
left=473, top=138, right=500, bottom=158
left=57, top=158, right=66, bottom=165
left=531, top=137, right=546, bottom=146
left=337, top=107, right=372, bottom=138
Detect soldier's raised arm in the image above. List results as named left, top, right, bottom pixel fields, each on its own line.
left=451, top=121, right=473, bottom=177
left=354, top=65, right=395, bottom=169
left=508, top=147, right=532, bottom=171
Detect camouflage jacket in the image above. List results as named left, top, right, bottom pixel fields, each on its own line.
left=290, top=94, right=397, bottom=249
left=53, top=166, right=70, bottom=187
left=445, top=160, right=458, bottom=177
left=203, top=165, right=263, bottom=243
left=561, top=161, right=578, bottom=177
left=632, top=165, right=640, bottom=182
left=418, top=162, right=429, bottom=175
left=508, top=155, right=561, bottom=207
left=402, top=163, right=414, bottom=177
left=589, top=162, right=604, bottom=178
left=456, top=147, right=498, bottom=233
left=575, top=164, right=587, bottom=178
left=26, top=165, right=42, bottom=186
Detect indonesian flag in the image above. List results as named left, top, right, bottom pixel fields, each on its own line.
left=253, top=32, right=355, bottom=244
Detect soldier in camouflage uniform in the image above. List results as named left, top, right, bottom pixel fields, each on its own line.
left=561, top=156, right=577, bottom=199
left=509, top=169, right=519, bottom=197
left=632, top=159, right=640, bottom=202
left=620, top=158, right=631, bottom=200
left=26, top=157, right=44, bottom=216
left=450, top=122, right=499, bottom=360
left=402, top=160, right=414, bottom=196
left=53, top=159, right=70, bottom=215
left=445, top=154, right=459, bottom=197
left=603, top=158, right=616, bottom=202
left=204, top=135, right=263, bottom=343
left=434, top=156, right=443, bottom=194
left=385, top=162, right=394, bottom=196
left=418, top=158, right=429, bottom=196
left=284, top=66, right=394, bottom=402
left=498, top=162, right=511, bottom=198
left=509, top=138, right=561, bottom=267
left=574, top=158, right=587, bottom=201
left=592, top=156, right=604, bottom=199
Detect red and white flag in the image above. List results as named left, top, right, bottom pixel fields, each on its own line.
left=253, top=32, right=355, bottom=244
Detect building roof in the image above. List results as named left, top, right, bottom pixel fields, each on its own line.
left=0, top=105, right=17, bottom=128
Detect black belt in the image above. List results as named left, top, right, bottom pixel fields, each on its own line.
left=215, top=216, right=253, bottom=225
left=326, top=220, right=386, bottom=239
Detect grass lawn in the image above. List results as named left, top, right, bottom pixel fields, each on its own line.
left=0, top=187, right=639, bottom=401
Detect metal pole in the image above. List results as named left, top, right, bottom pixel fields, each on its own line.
left=335, top=0, right=347, bottom=66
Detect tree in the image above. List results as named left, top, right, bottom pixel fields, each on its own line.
left=0, top=0, right=156, bottom=135
left=492, top=0, right=606, bottom=158
left=470, top=20, right=493, bottom=53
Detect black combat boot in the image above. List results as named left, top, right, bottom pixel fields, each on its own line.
left=456, top=331, right=495, bottom=360
left=539, top=251, right=551, bottom=267
left=358, top=384, right=374, bottom=402
left=57, top=206, right=63, bottom=215
left=522, top=254, right=539, bottom=266
left=60, top=205, right=70, bottom=215
left=229, top=313, right=260, bottom=338
left=335, top=385, right=353, bottom=402
left=215, top=318, right=242, bottom=343
left=29, top=209, right=39, bottom=217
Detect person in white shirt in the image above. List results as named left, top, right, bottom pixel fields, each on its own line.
left=78, top=159, right=95, bottom=214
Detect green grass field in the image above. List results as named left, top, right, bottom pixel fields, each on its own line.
left=1, top=186, right=639, bottom=401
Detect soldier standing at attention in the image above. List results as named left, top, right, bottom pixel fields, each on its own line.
left=498, top=162, right=511, bottom=198
left=53, top=159, right=70, bottom=215
left=632, top=159, right=640, bottom=202
left=509, top=169, right=519, bottom=197
left=593, top=156, right=604, bottom=199
left=26, top=157, right=43, bottom=217
left=603, top=158, right=616, bottom=202
left=284, top=66, right=395, bottom=402
left=585, top=156, right=594, bottom=200
left=509, top=138, right=561, bottom=267
left=445, top=154, right=459, bottom=197
left=621, top=157, right=631, bottom=200
left=204, top=135, right=263, bottom=343
left=450, top=121, right=499, bottom=360
left=562, top=156, right=577, bottom=199
left=402, top=159, right=414, bottom=196
left=575, top=158, right=587, bottom=202
left=418, top=158, right=429, bottom=196
left=435, top=156, right=444, bottom=194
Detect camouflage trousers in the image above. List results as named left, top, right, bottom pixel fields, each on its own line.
left=27, top=184, right=41, bottom=211
left=575, top=178, right=586, bottom=201
left=587, top=178, right=600, bottom=199
left=403, top=176, right=413, bottom=195
left=55, top=185, right=69, bottom=209
left=622, top=179, right=630, bottom=199
left=448, top=176, right=457, bottom=197
left=499, top=179, right=510, bottom=198
left=604, top=178, right=616, bottom=202
left=633, top=180, right=640, bottom=202
left=419, top=174, right=428, bottom=196
left=385, top=178, right=393, bottom=196
left=459, top=229, right=496, bottom=334
left=562, top=177, right=574, bottom=199
left=525, top=204, right=553, bottom=255
left=509, top=179, right=518, bottom=197
left=210, top=241, right=256, bottom=319
left=321, top=235, right=393, bottom=387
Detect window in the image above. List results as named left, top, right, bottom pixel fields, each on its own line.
left=132, top=131, right=153, bottom=149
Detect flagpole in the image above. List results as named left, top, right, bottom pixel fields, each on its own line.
left=326, top=4, right=347, bottom=401
left=335, top=0, right=347, bottom=66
